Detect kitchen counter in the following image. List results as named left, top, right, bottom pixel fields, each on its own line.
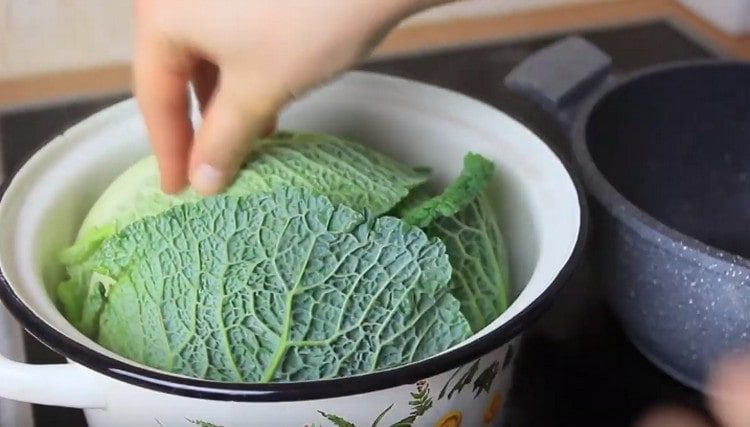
left=0, top=0, right=748, bottom=108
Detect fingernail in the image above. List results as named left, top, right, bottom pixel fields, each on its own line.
left=191, top=163, right=226, bottom=195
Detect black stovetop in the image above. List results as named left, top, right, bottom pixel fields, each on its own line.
left=0, top=20, right=723, bottom=427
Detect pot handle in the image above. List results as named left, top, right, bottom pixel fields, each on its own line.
left=0, top=353, right=105, bottom=408
left=0, top=310, right=105, bottom=409
left=505, top=36, right=613, bottom=131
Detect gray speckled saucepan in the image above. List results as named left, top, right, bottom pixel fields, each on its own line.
left=505, top=36, right=750, bottom=391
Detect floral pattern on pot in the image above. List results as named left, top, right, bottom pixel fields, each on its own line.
left=187, top=421, right=221, bottom=427
left=154, top=420, right=222, bottom=427
left=156, top=345, right=514, bottom=427
left=434, top=411, right=462, bottom=427
left=318, top=380, right=433, bottom=427
left=482, top=393, right=503, bottom=426
left=314, top=346, right=512, bottom=427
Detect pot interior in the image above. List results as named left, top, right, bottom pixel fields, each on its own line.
left=0, top=72, right=581, bottom=380
left=587, top=63, right=750, bottom=257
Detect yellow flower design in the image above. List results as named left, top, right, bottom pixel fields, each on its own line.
left=435, top=410, right=462, bottom=427
left=482, top=393, right=503, bottom=425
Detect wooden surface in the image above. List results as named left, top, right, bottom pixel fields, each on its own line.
left=1, top=0, right=749, bottom=108
left=379, top=0, right=750, bottom=57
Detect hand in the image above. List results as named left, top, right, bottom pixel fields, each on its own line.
left=133, top=0, right=449, bottom=195
left=637, top=354, right=750, bottom=427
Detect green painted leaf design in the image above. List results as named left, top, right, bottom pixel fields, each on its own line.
left=372, top=404, right=394, bottom=427
left=438, top=367, right=462, bottom=400
left=319, top=412, right=356, bottom=427
left=447, top=360, right=479, bottom=400
left=502, top=345, right=515, bottom=369
left=389, top=381, right=433, bottom=427
left=187, top=420, right=223, bottom=427
left=317, top=382, right=432, bottom=427
left=407, top=385, right=433, bottom=417
left=389, top=418, right=415, bottom=427
left=473, top=361, right=500, bottom=397
left=75, top=188, right=470, bottom=382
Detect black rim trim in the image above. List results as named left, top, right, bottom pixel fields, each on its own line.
left=0, top=110, right=589, bottom=403
left=570, top=59, right=750, bottom=274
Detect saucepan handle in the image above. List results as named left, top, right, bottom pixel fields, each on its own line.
left=505, top=36, right=613, bottom=131
left=0, top=309, right=105, bottom=409
left=0, top=355, right=105, bottom=408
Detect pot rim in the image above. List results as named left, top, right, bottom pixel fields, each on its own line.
left=0, top=72, right=589, bottom=402
left=570, top=59, right=750, bottom=275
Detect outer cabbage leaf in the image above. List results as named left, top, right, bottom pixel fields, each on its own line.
left=56, top=225, right=117, bottom=321
left=77, top=132, right=429, bottom=238
left=389, top=186, right=432, bottom=218
left=58, top=132, right=428, bottom=320
left=76, top=188, right=471, bottom=382
left=429, top=192, right=511, bottom=332
left=401, top=153, right=494, bottom=228
left=400, top=153, right=511, bottom=332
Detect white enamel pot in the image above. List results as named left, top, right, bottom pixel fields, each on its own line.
left=0, top=72, right=585, bottom=427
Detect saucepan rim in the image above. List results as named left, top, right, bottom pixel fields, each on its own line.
left=0, top=72, right=589, bottom=402
left=570, top=59, right=750, bottom=274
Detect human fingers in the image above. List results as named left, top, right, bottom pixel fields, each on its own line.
left=708, top=354, right=750, bottom=427
left=188, top=79, right=280, bottom=195
left=132, top=3, right=193, bottom=193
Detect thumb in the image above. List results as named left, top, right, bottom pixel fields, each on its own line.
left=189, top=85, right=277, bottom=195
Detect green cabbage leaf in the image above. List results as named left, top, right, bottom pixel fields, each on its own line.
left=65, top=188, right=471, bottom=382
left=58, top=132, right=429, bottom=325
left=401, top=154, right=511, bottom=332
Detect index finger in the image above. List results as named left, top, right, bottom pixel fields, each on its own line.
left=133, top=39, right=193, bottom=194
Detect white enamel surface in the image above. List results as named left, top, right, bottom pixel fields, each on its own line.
left=0, top=305, right=34, bottom=426
left=0, top=359, right=103, bottom=409
left=0, top=71, right=579, bottom=423
left=82, top=344, right=515, bottom=427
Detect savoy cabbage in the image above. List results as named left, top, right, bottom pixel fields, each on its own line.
left=55, top=131, right=511, bottom=383
left=401, top=154, right=511, bottom=331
